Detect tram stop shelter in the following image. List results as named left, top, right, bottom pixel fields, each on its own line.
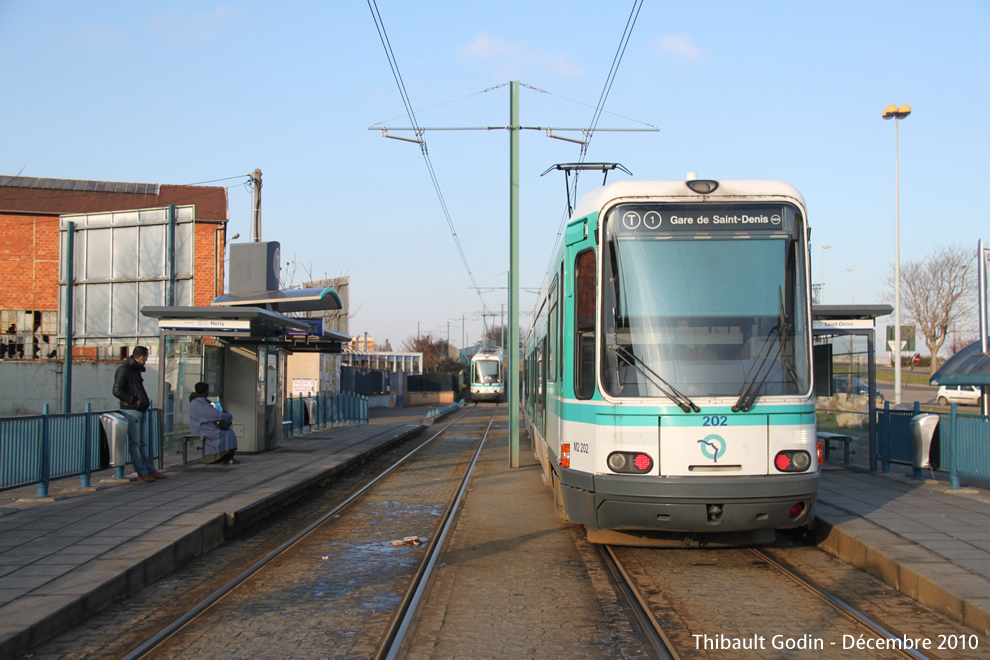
left=930, top=339, right=990, bottom=415
left=812, top=303, right=893, bottom=471
left=142, top=284, right=349, bottom=456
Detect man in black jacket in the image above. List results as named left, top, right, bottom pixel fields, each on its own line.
left=113, top=346, right=166, bottom=482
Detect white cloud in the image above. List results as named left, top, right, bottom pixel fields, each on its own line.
left=459, top=32, right=581, bottom=78
left=652, top=33, right=708, bottom=61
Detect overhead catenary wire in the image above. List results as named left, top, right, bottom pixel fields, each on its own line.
left=366, top=0, right=486, bottom=310
left=540, top=0, right=645, bottom=294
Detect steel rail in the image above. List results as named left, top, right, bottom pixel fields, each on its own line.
left=752, top=548, right=930, bottom=660
left=376, top=404, right=499, bottom=660
left=122, top=406, right=478, bottom=660
left=597, top=545, right=679, bottom=660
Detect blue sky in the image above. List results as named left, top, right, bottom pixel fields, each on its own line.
left=2, top=1, right=988, bottom=352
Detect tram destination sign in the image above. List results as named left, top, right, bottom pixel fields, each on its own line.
left=611, top=204, right=793, bottom=234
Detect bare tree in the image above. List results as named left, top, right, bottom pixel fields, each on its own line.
left=402, top=333, right=449, bottom=372
left=482, top=324, right=507, bottom=348
left=884, top=244, right=975, bottom=376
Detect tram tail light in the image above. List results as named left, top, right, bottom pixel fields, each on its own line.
left=561, top=443, right=570, bottom=468
left=816, top=441, right=824, bottom=468
left=774, top=450, right=811, bottom=473
left=789, top=502, right=806, bottom=519
left=607, top=451, right=653, bottom=474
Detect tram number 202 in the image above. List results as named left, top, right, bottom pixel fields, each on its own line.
left=573, top=443, right=590, bottom=453
left=703, top=415, right=728, bottom=427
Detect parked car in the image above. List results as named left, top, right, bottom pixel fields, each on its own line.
left=832, top=376, right=884, bottom=403
left=936, top=385, right=981, bottom=406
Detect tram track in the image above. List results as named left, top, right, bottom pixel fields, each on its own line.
left=602, top=543, right=938, bottom=659
left=596, top=544, right=679, bottom=660
left=751, top=547, right=929, bottom=660
left=121, top=404, right=497, bottom=660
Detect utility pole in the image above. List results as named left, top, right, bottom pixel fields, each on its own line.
left=251, top=168, right=262, bottom=242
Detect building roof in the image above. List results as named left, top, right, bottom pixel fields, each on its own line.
left=0, top=175, right=228, bottom=221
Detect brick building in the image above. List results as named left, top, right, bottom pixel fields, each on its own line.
left=0, top=175, right=229, bottom=361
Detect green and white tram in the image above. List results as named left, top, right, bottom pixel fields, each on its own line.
left=470, top=348, right=506, bottom=402
left=523, top=178, right=820, bottom=546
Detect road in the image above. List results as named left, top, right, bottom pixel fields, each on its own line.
left=876, top=378, right=937, bottom=407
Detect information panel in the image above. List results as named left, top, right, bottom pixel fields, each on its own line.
left=609, top=204, right=796, bottom=235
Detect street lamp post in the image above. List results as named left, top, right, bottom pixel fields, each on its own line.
left=883, top=103, right=911, bottom=405
left=821, top=244, right=832, bottom=302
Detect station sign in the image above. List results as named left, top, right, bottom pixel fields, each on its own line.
left=158, top=318, right=251, bottom=331
left=813, top=319, right=875, bottom=330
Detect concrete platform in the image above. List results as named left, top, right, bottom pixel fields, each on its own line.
left=2, top=406, right=989, bottom=657
left=0, top=407, right=430, bottom=658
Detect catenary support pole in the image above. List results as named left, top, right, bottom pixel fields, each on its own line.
left=509, top=81, right=520, bottom=468
left=980, top=239, right=988, bottom=415
left=62, top=221, right=75, bottom=414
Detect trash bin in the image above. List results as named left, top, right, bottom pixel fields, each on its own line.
left=100, top=412, right=130, bottom=478
left=910, top=413, right=940, bottom=479
left=302, top=397, right=317, bottom=428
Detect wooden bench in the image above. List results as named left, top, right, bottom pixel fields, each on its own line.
left=817, top=431, right=853, bottom=466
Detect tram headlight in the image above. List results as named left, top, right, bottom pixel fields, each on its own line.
left=685, top=179, right=719, bottom=194
left=774, top=450, right=811, bottom=472
left=607, top=451, right=653, bottom=474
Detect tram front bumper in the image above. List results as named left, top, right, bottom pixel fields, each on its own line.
left=559, top=468, right=818, bottom=533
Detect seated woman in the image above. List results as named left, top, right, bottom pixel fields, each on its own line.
left=188, top=382, right=239, bottom=464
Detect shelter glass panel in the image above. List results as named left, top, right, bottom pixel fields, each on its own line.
left=815, top=333, right=879, bottom=469
left=161, top=335, right=206, bottom=453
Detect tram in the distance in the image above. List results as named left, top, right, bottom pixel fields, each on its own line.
left=470, top=348, right=506, bottom=402
left=523, top=178, right=820, bottom=546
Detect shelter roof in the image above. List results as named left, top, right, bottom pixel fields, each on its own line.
left=0, top=175, right=227, bottom=221
left=812, top=304, right=893, bottom=320
left=930, top=340, right=990, bottom=387
left=141, top=306, right=350, bottom=353
left=212, top=286, right=343, bottom=313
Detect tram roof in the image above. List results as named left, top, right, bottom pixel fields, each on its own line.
left=571, top=179, right=806, bottom=220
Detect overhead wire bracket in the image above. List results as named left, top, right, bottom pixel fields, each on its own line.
left=545, top=129, right=588, bottom=146
left=380, top=128, right=425, bottom=146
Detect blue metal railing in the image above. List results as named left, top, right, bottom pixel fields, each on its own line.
left=877, top=402, right=990, bottom=487
left=283, top=391, right=369, bottom=436
left=0, top=406, right=162, bottom=497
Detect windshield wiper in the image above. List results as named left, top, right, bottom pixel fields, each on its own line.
left=733, top=288, right=792, bottom=412
left=609, top=341, right=700, bottom=413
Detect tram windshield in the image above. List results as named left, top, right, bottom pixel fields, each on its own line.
left=601, top=203, right=811, bottom=400
left=473, top=359, right=502, bottom=385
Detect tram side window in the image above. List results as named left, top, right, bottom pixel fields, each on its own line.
left=574, top=249, right=596, bottom=399
left=548, top=278, right=558, bottom=383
